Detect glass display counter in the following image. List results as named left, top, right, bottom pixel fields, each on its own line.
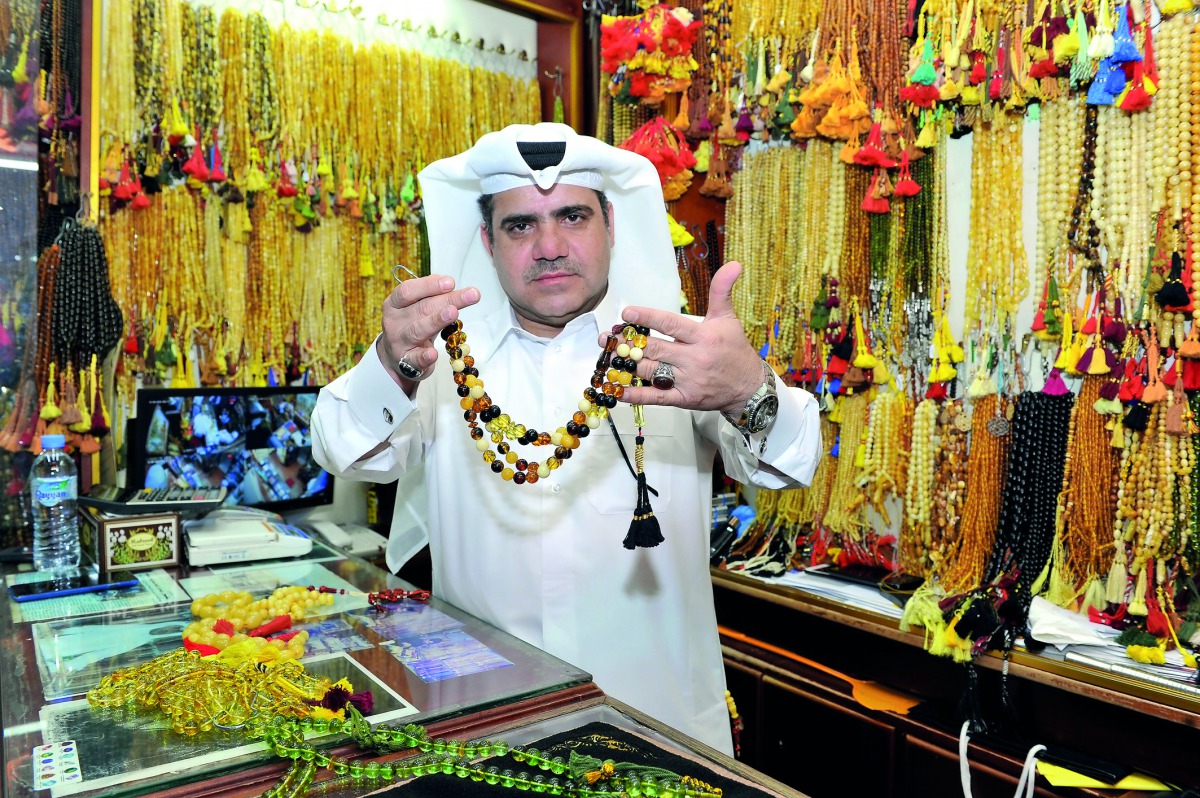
left=0, top=550, right=593, bottom=798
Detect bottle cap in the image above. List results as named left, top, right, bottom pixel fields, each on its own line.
left=40, top=434, right=67, bottom=449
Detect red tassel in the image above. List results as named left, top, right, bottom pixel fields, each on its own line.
left=1142, top=19, right=1159, bottom=88
left=1146, top=597, right=1171, bottom=638
left=213, top=619, right=236, bottom=636
left=112, top=158, right=135, bottom=201
left=861, top=172, right=890, bottom=213
left=861, top=193, right=890, bottom=213
left=1118, top=357, right=1145, bottom=401
left=183, top=639, right=221, bottom=656
left=1162, top=360, right=1177, bottom=388
left=969, top=51, right=987, bottom=85
left=209, top=133, right=227, bottom=183
left=182, top=129, right=210, bottom=182
left=1119, top=60, right=1152, bottom=112
left=853, top=117, right=897, bottom=168
left=1183, top=359, right=1200, bottom=391
left=131, top=179, right=151, bottom=209
left=249, top=614, right=293, bottom=638
left=925, top=382, right=948, bottom=400
left=988, top=71, right=1005, bottom=100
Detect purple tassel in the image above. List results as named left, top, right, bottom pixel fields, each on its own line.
left=1043, top=368, right=1070, bottom=396
left=347, top=690, right=374, bottom=714
left=1105, top=347, right=1119, bottom=372
left=1098, top=380, right=1120, bottom=401
left=1075, top=347, right=1094, bottom=373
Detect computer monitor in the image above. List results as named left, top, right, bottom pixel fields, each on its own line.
left=128, top=386, right=333, bottom=514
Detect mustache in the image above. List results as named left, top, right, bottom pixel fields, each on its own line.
left=524, top=260, right=582, bottom=281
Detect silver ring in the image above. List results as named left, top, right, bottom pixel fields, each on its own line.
left=393, top=263, right=419, bottom=283
left=396, top=355, right=424, bottom=381
left=651, top=362, right=676, bottom=390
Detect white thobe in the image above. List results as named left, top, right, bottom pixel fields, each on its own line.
left=312, top=288, right=821, bottom=754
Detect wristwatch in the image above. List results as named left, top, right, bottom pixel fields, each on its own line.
left=726, top=360, right=779, bottom=435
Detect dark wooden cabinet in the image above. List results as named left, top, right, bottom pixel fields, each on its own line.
left=712, top=570, right=1196, bottom=797
left=756, top=675, right=896, bottom=796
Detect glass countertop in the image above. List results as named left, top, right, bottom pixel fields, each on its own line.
left=1, top=551, right=591, bottom=798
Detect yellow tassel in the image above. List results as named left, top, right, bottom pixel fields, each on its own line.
left=854, top=441, right=867, bottom=468
left=1031, top=559, right=1053, bottom=597
left=316, top=151, right=333, bottom=177
left=358, top=235, right=375, bottom=277
left=1127, top=566, right=1149, bottom=615
left=12, top=36, right=29, bottom=84
left=828, top=395, right=844, bottom=423
left=1106, top=550, right=1128, bottom=604
left=1160, top=0, right=1194, bottom=13
left=1110, top=421, right=1126, bottom=449
left=765, top=68, right=792, bottom=95
left=1044, top=560, right=1077, bottom=607
left=1052, top=31, right=1080, bottom=63
left=1126, top=644, right=1166, bottom=664
left=967, top=369, right=997, bottom=397
left=1086, top=343, right=1111, bottom=374
left=935, top=360, right=958, bottom=382
left=169, top=98, right=189, bottom=139
left=915, top=121, right=938, bottom=149
left=667, top=213, right=694, bottom=248
left=40, top=363, right=61, bottom=420
left=1082, top=576, right=1107, bottom=613
left=1159, top=587, right=1198, bottom=668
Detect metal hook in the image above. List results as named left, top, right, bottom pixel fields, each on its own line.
left=75, top=193, right=92, bottom=225
left=689, top=224, right=708, bottom=260
left=393, top=263, right=418, bottom=283
left=543, top=66, right=563, bottom=97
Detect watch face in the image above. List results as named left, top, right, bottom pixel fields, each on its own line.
left=747, top=394, right=780, bottom=434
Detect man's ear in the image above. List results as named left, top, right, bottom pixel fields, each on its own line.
left=480, top=223, right=493, bottom=256
left=606, top=201, right=616, bottom=248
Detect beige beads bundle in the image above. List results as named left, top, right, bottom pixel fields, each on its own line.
left=183, top=586, right=335, bottom=658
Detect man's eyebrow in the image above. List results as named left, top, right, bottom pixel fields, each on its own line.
left=551, top=204, right=594, bottom=219
left=498, top=212, right=540, bottom=228
left=498, top=205, right=595, bottom=229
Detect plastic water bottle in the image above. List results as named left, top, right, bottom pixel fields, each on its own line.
left=30, top=434, right=80, bottom=575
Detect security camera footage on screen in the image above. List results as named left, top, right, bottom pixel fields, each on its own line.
left=140, top=391, right=329, bottom=509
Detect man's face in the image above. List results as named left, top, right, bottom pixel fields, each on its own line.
left=481, top=182, right=614, bottom=334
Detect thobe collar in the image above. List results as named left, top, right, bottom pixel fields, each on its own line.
left=463, top=284, right=629, bottom=369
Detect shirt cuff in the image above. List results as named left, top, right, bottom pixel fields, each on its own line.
left=344, top=336, right=418, bottom=441
left=749, top=372, right=815, bottom=463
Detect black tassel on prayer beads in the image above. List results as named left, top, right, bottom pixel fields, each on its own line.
left=1123, top=400, right=1150, bottom=431
left=623, top=434, right=664, bottom=549
left=1155, top=252, right=1190, bottom=308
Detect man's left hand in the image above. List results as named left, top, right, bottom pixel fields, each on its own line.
left=603, top=261, right=766, bottom=419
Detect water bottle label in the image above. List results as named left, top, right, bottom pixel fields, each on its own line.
left=34, top=477, right=77, bottom=508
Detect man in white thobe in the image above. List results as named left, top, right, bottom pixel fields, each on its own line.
left=312, top=124, right=821, bottom=754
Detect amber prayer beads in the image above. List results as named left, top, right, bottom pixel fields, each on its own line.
left=444, top=320, right=651, bottom=484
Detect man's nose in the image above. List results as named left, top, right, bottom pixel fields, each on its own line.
left=530, top=225, right=568, bottom=261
